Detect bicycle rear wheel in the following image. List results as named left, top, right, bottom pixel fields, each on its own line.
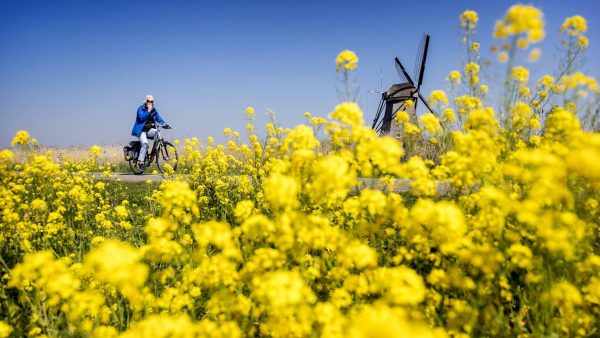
left=156, top=141, right=178, bottom=174
left=129, top=159, right=144, bottom=175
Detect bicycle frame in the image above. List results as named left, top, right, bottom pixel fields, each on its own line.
left=144, top=123, right=165, bottom=165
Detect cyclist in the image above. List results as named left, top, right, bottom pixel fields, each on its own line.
left=131, top=95, right=171, bottom=170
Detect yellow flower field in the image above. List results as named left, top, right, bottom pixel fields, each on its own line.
left=1, top=4, right=599, bottom=338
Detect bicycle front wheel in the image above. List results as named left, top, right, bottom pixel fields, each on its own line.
left=156, top=141, right=178, bottom=174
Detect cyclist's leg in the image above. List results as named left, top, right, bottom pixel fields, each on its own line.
left=147, top=128, right=157, bottom=139
left=139, top=132, right=149, bottom=162
left=145, top=129, right=157, bottom=159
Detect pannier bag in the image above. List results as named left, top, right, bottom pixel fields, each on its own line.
left=123, top=141, right=141, bottom=161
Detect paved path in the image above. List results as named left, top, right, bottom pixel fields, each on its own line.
left=93, top=172, right=166, bottom=183
left=93, top=173, right=452, bottom=194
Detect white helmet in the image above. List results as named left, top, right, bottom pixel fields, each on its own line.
left=145, top=95, right=154, bottom=102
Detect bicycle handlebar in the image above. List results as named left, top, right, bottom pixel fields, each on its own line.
left=153, top=122, right=172, bottom=129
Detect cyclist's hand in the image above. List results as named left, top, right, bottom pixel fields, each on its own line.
left=163, top=124, right=172, bottom=129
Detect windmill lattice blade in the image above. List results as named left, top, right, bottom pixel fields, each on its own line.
left=394, top=57, right=414, bottom=85
left=416, top=34, right=430, bottom=89
left=413, top=34, right=427, bottom=82
left=372, top=99, right=385, bottom=129
left=418, top=93, right=436, bottom=115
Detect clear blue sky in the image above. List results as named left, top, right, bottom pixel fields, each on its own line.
left=1, top=0, right=598, bottom=146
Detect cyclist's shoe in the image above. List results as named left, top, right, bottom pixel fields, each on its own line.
left=138, top=161, right=146, bottom=171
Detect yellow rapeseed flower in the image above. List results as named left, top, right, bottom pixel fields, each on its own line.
left=0, top=321, right=13, bottom=338
left=460, top=10, right=479, bottom=29
left=0, top=149, right=14, bottom=164
left=428, top=90, right=448, bottom=106
left=454, top=95, right=482, bottom=115
left=561, top=15, right=587, bottom=36
left=511, top=66, right=529, bottom=84
left=464, top=62, right=479, bottom=77
left=84, top=240, right=148, bottom=303
left=309, top=155, right=356, bottom=205
left=263, top=173, right=299, bottom=210
left=90, top=145, right=102, bottom=157
left=245, top=106, right=255, bottom=119
left=447, top=70, right=461, bottom=84
left=464, top=62, right=480, bottom=84
left=517, top=37, right=529, bottom=49
left=560, top=72, right=598, bottom=93
left=10, top=130, right=30, bottom=146
left=494, top=4, right=545, bottom=43
left=576, top=35, right=589, bottom=49
left=419, top=113, right=442, bottom=134
left=335, top=50, right=359, bottom=72
left=443, top=108, right=456, bottom=123
left=329, top=101, right=364, bottom=128
left=394, top=110, right=410, bottom=124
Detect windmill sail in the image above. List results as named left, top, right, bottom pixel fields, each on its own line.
left=395, top=57, right=413, bottom=85
left=413, top=34, right=430, bottom=117
left=413, top=34, right=429, bottom=85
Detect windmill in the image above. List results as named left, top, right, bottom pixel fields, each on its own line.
left=371, top=34, right=436, bottom=136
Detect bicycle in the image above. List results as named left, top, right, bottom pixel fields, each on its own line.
left=123, top=123, right=178, bottom=175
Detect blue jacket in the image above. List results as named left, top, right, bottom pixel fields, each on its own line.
left=131, top=105, right=166, bottom=137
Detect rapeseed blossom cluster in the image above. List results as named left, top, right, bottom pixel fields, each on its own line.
left=511, top=66, right=529, bottom=83
left=10, top=130, right=30, bottom=147
left=90, top=144, right=102, bottom=157
left=447, top=70, right=461, bottom=85
left=561, top=15, right=589, bottom=49
left=493, top=4, right=545, bottom=43
left=335, top=49, right=359, bottom=71
left=428, top=90, right=448, bottom=106
left=460, top=10, right=478, bottom=29
left=463, top=62, right=480, bottom=85
left=1, top=4, right=599, bottom=338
